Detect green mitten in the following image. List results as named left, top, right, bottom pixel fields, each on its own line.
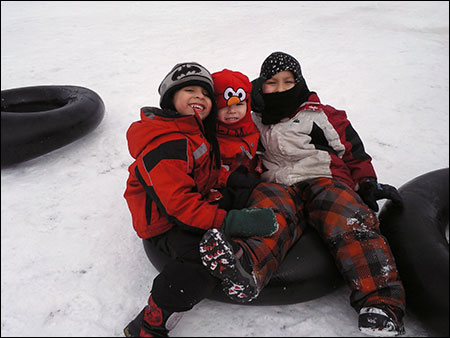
left=222, top=208, right=278, bottom=237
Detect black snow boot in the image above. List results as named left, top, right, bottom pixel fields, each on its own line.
left=124, top=294, right=182, bottom=337
left=199, top=228, right=261, bottom=303
left=359, top=304, right=405, bottom=336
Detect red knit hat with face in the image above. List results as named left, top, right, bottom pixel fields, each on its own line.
left=212, top=69, right=254, bottom=132
left=213, top=69, right=252, bottom=110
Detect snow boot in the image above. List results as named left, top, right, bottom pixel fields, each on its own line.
left=199, top=228, right=261, bottom=302
left=359, top=304, right=405, bottom=337
left=124, top=295, right=182, bottom=337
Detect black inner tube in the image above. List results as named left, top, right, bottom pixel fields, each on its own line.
left=3, top=100, right=66, bottom=113
left=143, top=226, right=345, bottom=306
left=379, top=168, right=449, bottom=336
left=1, top=85, right=105, bottom=167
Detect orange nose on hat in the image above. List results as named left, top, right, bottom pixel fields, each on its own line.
left=227, top=96, right=241, bottom=106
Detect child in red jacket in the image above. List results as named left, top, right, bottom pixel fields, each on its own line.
left=213, top=69, right=260, bottom=175
left=123, top=62, right=302, bottom=337
left=211, top=69, right=262, bottom=210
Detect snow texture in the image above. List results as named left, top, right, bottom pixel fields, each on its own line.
left=1, top=1, right=449, bottom=337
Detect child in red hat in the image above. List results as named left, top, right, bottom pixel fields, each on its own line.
left=212, top=69, right=260, bottom=175
left=212, top=69, right=263, bottom=210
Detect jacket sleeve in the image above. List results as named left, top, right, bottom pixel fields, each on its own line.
left=217, top=165, right=232, bottom=188
left=135, top=137, right=226, bottom=233
left=331, top=108, right=377, bottom=184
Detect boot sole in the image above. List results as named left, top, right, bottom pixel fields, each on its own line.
left=200, top=229, right=260, bottom=302
left=359, top=307, right=405, bottom=337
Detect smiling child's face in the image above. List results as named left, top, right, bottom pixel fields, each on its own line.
left=173, top=85, right=212, bottom=120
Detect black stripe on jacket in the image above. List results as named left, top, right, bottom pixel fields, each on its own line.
left=142, top=139, right=187, bottom=172
left=345, top=123, right=371, bottom=160
left=135, top=139, right=206, bottom=234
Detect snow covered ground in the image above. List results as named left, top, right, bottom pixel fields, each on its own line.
left=1, top=1, right=448, bottom=336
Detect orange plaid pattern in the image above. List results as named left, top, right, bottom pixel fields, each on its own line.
left=232, top=182, right=302, bottom=289
left=289, top=177, right=405, bottom=312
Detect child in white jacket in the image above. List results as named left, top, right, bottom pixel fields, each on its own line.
left=251, top=51, right=406, bottom=337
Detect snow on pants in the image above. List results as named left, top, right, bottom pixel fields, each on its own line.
left=146, top=182, right=301, bottom=311
left=288, top=177, right=405, bottom=312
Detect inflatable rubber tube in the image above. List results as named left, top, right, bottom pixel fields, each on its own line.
left=143, top=227, right=344, bottom=305
left=379, top=168, right=449, bottom=336
left=1, top=85, right=105, bottom=167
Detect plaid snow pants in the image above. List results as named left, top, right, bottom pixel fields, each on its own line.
left=232, top=182, right=303, bottom=289
left=289, top=177, right=405, bottom=312
left=147, top=181, right=301, bottom=311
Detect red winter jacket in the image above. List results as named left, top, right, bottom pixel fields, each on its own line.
left=217, top=113, right=261, bottom=175
left=124, top=107, right=227, bottom=239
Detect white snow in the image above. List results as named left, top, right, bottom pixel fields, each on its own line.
left=1, top=1, right=448, bottom=337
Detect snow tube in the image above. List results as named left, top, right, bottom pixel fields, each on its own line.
left=1, top=85, right=105, bottom=167
left=379, top=168, right=449, bottom=336
left=143, top=227, right=345, bottom=305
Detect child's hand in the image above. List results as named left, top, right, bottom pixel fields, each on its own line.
left=227, top=165, right=261, bottom=190
left=357, top=179, right=403, bottom=212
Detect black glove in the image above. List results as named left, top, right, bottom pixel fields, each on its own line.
left=250, top=76, right=266, bottom=113
left=222, top=208, right=278, bottom=237
left=220, top=167, right=261, bottom=211
left=227, top=165, right=261, bottom=190
left=357, top=178, right=403, bottom=212
left=218, top=186, right=254, bottom=211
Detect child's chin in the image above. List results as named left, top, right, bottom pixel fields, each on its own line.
left=224, top=119, right=241, bottom=124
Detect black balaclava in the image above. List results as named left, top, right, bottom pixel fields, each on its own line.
left=258, top=51, right=311, bottom=125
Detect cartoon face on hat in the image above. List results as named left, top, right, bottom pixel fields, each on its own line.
left=212, top=69, right=252, bottom=112
left=222, top=87, right=247, bottom=107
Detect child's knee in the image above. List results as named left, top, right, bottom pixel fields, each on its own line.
left=249, top=182, right=296, bottom=216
